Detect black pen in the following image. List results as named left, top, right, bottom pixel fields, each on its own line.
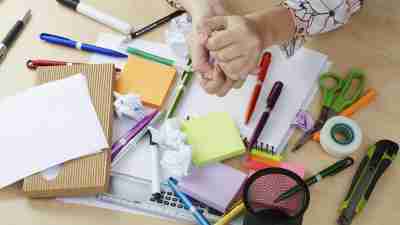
left=129, top=10, right=185, bottom=40
left=0, top=10, right=31, bottom=63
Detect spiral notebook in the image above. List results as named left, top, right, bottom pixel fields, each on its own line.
left=177, top=47, right=330, bottom=153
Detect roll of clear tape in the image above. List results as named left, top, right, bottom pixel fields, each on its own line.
left=320, top=116, right=362, bottom=158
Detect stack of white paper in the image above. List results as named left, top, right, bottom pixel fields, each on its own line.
left=0, top=74, right=109, bottom=189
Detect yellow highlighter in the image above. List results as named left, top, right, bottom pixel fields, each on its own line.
left=214, top=203, right=246, bottom=225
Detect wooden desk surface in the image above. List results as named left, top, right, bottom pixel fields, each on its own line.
left=0, top=0, right=399, bottom=225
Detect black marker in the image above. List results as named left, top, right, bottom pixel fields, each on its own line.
left=56, top=0, right=134, bottom=35
left=129, top=10, right=185, bottom=39
left=0, top=10, right=31, bottom=63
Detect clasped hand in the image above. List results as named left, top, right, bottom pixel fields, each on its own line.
left=197, top=15, right=264, bottom=96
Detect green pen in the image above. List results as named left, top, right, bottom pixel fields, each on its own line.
left=166, top=59, right=193, bottom=119
left=127, top=47, right=191, bottom=71
left=274, top=157, right=355, bottom=203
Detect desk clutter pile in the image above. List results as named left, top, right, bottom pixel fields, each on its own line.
left=0, top=2, right=398, bottom=225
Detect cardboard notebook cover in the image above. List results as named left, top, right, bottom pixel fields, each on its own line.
left=22, top=64, right=114, bottom=198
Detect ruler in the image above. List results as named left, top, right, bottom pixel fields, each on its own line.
left=97, top=172, right=222, bottom=223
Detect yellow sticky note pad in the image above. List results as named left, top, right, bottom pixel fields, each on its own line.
left=116, top=56, right=177, bottom=108
left=181, top=112, right=245, bottom=166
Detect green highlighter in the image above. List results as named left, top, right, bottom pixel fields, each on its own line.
left=127, top=47, right=191, bottom=71
left=338, top=140, right=399, bottom=225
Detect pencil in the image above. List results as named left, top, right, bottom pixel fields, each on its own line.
left=214, top=203, right=246, bottom=225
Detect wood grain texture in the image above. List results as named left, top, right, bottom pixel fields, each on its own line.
left=0, top=0, right=399, bottom=225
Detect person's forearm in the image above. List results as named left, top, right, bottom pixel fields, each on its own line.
left=245, top=6, right=295, bottom=48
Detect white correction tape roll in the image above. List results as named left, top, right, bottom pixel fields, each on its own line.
left=320, top=116, right=362, bottom=158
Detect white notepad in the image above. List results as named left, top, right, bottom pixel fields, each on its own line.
left=176, top=47, right=330, bottom=153
left=0, top=74, right=109, bottom=189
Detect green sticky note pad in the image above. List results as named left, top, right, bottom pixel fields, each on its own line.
left=181, top=112, right=245, bottom=166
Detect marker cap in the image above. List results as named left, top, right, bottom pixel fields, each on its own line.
left=56, top=0, right=80, bottom=10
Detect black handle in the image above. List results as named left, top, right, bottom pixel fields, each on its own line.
left=364, top=140, right=399, bottom=201
left=343, top=155, right=369, bottom=201
left=56, top=0, right=80, bottom=10
left=267, top=81, right=284, bottom=109
left=364, top=159, right=391, bottom=201
left=3, top=21, right=24, bottom=47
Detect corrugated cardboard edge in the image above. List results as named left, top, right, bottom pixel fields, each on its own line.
left=22, top=64, right=115, bottom=198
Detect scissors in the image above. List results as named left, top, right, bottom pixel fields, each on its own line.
left=292, top=69, right=365, bottom=152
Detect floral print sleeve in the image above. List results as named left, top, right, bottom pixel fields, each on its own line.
left=281, top=0, right=364, bottom=57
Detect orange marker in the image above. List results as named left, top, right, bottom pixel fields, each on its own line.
left=313, top=88, right=377, bottom=141
left=245, top=52, right=272, bottom=124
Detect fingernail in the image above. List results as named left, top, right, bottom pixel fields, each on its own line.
left=205, top=71, right=213, bottom=79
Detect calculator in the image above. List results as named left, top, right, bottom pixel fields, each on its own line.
left=97, top=172, right=223, bottom=223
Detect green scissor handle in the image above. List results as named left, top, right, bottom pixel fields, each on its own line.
left=319, top=72, right=343, bottom=107
left=331, top=69, right=365, bottom=113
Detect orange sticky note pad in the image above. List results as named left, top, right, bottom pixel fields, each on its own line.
left=116, top=55, right=177, bottom=108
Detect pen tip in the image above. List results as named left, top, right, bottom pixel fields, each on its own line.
left=23, top=9, right=32, bottom=23
left=245, top=113, right=251, bottom=125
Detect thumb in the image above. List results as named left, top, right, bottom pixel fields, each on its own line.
left=187, top=32, right=213, bottom=73
left=198, top=16, right=228, bottom=34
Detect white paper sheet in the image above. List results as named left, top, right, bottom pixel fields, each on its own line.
left=0, top=74, right=109, bottom=189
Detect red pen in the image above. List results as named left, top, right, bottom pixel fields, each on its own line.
left=26, top=59, right=122, bottom=72
left=245, top=52, right=272, bottom=124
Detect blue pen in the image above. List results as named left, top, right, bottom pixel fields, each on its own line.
left=40, top=33, right=128, bottom=58
left=167, top=178, right=211, bottom=225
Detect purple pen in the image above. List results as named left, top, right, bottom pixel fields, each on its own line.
left=111, top=110, right=159, bottom=161
left=247, top=81, right=284, bottom=151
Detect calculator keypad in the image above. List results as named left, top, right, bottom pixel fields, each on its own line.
left=152, top=189, right=223, bottom=217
